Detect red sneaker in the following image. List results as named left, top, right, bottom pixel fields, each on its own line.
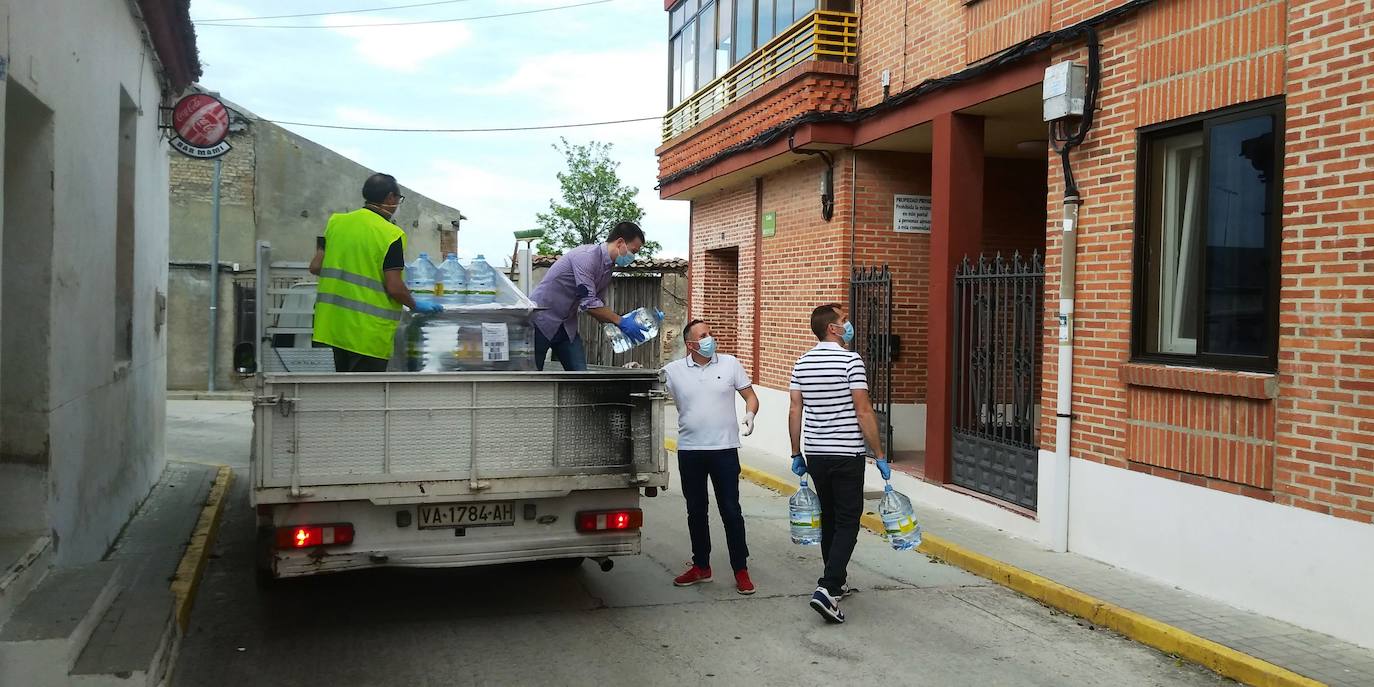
left=734, top=569, right=756, bottom=595
left=673, top=565, right=712, bottom=586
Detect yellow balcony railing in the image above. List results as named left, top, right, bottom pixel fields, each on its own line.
left=662, top=10, right=859, bottom=143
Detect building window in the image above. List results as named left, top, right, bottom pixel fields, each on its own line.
left=1134, top=99, right=1282, bottom=371
left=668, top=0, right=832, bottom=108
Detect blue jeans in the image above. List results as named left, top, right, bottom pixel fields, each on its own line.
left=678, top=448, right=750, bottom=572
left=534, top=327, right=587, bottom=371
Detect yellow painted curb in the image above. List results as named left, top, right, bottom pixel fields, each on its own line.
left=170, top=466, right=233, bottom=633
left=734, top=462, right=1325, bottom=687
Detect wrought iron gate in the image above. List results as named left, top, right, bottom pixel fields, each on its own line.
left=851, top=265, right=894, bottom=458
left=952, top=252, right=1043, bottom=510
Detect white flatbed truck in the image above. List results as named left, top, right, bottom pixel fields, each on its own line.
left=247, top=241, right=670, bottom=581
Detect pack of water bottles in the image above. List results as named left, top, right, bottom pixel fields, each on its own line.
left=394, top=252, right=538, bottom=372
left=789, top=475, right=922, bottom=551
left=403, top=252, right=510, bottom=308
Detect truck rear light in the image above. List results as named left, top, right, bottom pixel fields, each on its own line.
left=576, top=509, right=642, bottom=533
left=276, top=524, right=355, bottom=549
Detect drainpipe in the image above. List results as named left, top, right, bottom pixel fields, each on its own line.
left=1047, top=29, right=1101, bottom=554
left=1050, top=196, right=1080, bottom=553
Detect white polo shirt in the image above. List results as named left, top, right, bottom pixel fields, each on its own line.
left=663, top=353, right=752, bottom=451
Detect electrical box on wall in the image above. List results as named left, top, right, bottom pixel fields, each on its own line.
left=1042, top=61, right=1087, bottom=122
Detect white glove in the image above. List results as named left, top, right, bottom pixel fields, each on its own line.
left=741, top=412, right=755, bottom=437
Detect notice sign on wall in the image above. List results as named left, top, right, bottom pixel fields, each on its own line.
left=761, top=211, right=777, bottom=238
left=893, top=194, right=932, bottom=233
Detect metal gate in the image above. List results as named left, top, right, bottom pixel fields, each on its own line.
left=952, top=252, right=1043, bottom=510
left=579, top=273, right=664, bottom=368
left=851, top=265, right=894, bottom=458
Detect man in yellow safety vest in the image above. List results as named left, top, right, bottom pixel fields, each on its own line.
left=309, top=173, right=442, bottom=372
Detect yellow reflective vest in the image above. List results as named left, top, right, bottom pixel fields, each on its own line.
left=312, top=209, right=407, bottom=360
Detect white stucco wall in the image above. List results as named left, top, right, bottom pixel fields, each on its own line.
left=1, top=0, right=170, bottom=564
left=1062, top=453, right=1374, bottom=649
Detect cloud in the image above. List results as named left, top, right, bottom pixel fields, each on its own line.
left=322, top=14, right=474, bottom=72
left=455, top=46, right=665, bottom=121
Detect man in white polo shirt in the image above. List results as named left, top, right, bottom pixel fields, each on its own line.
left=788, top=303, right=890, bottom=624
left=663, top=319, right=760, bottom=595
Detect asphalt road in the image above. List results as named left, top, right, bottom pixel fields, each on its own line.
left=168, top=400, right=1228, bottom=687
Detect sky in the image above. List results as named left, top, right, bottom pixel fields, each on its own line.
left=189, top=0, right=688, bottom=264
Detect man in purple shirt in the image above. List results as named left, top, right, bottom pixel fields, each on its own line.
left=529, top=221, right=649, bottom=371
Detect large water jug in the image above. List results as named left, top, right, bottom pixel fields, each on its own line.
left=602, top=307, right=665, bottom=354
left=878, top=483, right=922, bottom=551
left=435, top=253, right=468, bottom=304
left=405, top=253, right=437, bottom=296
left=789, top=478, right=821, bottom=546
left=467, top=254, right=497, bottom=305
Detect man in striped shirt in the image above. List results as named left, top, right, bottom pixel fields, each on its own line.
left=788, top=303, right=891, bottom=624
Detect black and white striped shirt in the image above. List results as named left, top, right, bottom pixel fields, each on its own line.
left=789, top=342, right=868, bottom=456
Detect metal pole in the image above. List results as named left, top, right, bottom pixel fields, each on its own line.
left=207, top=158, right=222, bottom=392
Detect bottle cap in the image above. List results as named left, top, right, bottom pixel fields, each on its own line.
left=883, top=483, right=894, bottom=492
left=418, top=252, right=429, bottom=258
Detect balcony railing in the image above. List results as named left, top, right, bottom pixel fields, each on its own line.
left=662, top=10, right=859, bottom=143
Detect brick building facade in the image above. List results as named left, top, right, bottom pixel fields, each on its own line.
left=657, top=0, right=1373, bottom=648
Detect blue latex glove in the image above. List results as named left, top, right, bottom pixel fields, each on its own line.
left=875, top=458, right=892, bottom=481
left=791, top=454, right=807, bottom=477
left=618, top=312, right=647, bottom=343
left=412, top=299, right=443, bottom=314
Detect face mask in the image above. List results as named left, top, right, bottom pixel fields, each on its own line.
left=836, top=321, right=854, bottom=344
left=615, top=251, right=636, bottom=267
left=694, top=336, right=717, bottom=358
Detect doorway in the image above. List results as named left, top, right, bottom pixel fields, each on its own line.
left=0, top=81, right=56, bottom=537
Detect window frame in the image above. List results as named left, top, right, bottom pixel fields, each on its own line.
left=1130, top=97, right=1284, bottom=373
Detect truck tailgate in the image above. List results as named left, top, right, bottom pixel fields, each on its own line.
left=253, top=370, right=668, bottom=502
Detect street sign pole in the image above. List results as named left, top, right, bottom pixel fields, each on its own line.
left=207, top=158, right=222, bottom=392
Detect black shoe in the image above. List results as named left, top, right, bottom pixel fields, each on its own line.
left=809, top=587, right=845, bottom=624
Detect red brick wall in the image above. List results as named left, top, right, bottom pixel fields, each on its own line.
left=699, top=248, right=742, bottom=355
left=658, top=62, right=858, bottom=180
left=857, top=1, right=966, bottom=108
left=1275, top=0, right=1374, bottom=523
left=758, top=159, right=852, bottom=389
left=690, top=185, right=758, bottom=378
left=669, top=0, right=1374, bottom=523
left=967, top=0, right=1052, bottom=63
left=1036, top=0, right=1374, bottom=523
left=851, top=151, right=931, bottom=404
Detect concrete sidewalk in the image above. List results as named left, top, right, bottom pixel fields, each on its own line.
left=662, top=406, right=1373, bottom=687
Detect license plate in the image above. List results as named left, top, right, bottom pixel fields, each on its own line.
left=418, top=502, right=515, bottom=529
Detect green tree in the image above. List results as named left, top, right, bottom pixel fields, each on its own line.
left=535, top=138, right=661, bottom=259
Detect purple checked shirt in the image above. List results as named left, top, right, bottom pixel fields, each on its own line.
left=529, top=243, right=613, bottom=340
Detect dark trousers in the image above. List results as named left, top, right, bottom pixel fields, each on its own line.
left=678, top=449, right=750, bottom=572
left=807, top=453, right=865, bottom=596
left=331, top=346, right=389, bottom=372
left=535, top=328, right=587, bottom=371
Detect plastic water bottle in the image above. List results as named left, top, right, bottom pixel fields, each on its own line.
left=405, top=253, right=437, bottom=296
left=602, top=307, right=665, bottom=354
left=878, top=483, right=922, bottom=551
left=467, top=254, right=497, bottom=305
left=789, top=478, right=821, bottom=546
left=435, top=253, right=468, bottom=304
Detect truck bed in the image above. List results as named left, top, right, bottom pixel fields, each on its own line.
left=252, top=369, right=668, bottom=504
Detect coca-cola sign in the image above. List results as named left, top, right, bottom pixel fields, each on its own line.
left=169, top=93, right=232, bottom=159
